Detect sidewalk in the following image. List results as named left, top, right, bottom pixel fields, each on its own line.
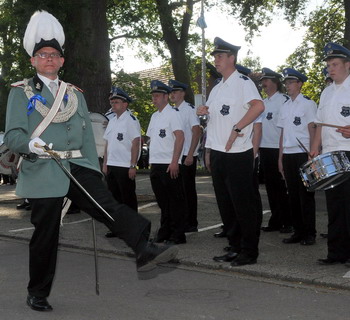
left=1, top=178, right=350, bottom=291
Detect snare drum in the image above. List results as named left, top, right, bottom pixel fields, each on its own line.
left=89, top=112, right=109, bottom=158
left=299, top=151, right=350, bottom=191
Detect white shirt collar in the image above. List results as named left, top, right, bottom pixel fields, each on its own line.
left=37, top=74, right=59, bottom=90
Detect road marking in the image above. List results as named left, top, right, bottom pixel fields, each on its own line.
left=198, top=223, right=223, bottom=232
left=137, top=177, right=150, bottom=182
left=9, top=226, right=35, bottom=232
left=138, top=202, right=157, bottom=210
left=9, top=218, right=93, bottom=232
left=9, top=203, right=159, bottom=232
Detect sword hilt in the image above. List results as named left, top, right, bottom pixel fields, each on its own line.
left=34, top=142, right=60, bottom=158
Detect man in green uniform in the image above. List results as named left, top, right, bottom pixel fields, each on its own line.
left=5, top=11, right=177, bottom=312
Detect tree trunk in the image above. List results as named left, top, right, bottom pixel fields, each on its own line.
left=155, top=0, right=195, bottom=104
left=62, top=0, right=111, bottom=113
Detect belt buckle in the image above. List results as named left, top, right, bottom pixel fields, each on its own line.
left=65, top=151, right=72, bottom=159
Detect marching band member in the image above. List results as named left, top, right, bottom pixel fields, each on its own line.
left=311, top=43, right=350, bottom=265
left=258, top=68, right=292, bottom=234
left=277, top=68, right=317, bottom=246
left=169, top=79, right=201, bottom=233
left=198, top=37, right=264, bottom=266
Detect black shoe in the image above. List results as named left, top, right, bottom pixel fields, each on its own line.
left=230, top=254, right=257, bottom=266
left=17, top=201, right=30, bottom=210
left=300, top=236, right=316, bottom=246
left=320, top=233, right=328, bottom=239
left=185, top=226, right=198, bottom=233
left=282, top=234, right=302, bottom=244
left=136, top=243, right=179, bottom=272
left=317, top=258, right=347, bottom=265
left=105, top=231, right=118, bottom=238
left=280, top=226, right=293, bottom=233
left=213, top=231, right=227, bottom=238
left=261, top=226, right=279, bottom=232
left=223, top=246, right=232, bottom=252
left=213, top=251, right=238, bottom=262
left=26, top=295, right=52, bottom=312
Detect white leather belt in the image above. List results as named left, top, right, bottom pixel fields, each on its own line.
left=38, top=150, right=82, bottom=159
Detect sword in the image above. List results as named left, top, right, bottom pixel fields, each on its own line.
left=92, top=218, right=100, bottom=295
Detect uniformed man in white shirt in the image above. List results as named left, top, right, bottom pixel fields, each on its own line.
left=277, top=68, right=317, bottom=246
left=258, top=68, right=292, bottom=234
left=310, top=43, right=350, bottom=265
left=197, top=37, right=264, bottom=266
left=169, top=79, right=201, bottom=233
left=147, top=80, right=187, bottom=244
left=103, top=87, right=141, bottom=237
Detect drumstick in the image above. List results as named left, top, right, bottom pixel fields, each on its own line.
left=296, top=137, right=311, bottom=157
left=315, top=122, right=346, bottom=129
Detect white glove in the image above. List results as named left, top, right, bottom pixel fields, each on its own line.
left=29, top=137, right=52, bottom=155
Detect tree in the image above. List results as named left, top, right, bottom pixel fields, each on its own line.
left=0, top=0, right=111, bottom=130
left=281, top=0, right=345, bottom=103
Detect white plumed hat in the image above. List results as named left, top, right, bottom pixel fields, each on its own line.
left=23, top=10, right=65, bottom=56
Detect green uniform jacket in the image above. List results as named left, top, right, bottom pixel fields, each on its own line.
left=4, top=75, right=101, bottom=198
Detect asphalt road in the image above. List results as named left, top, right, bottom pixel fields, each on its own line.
left=1, top=238, right=350, bottom=320
left=1, top=173, right=350, bottom=319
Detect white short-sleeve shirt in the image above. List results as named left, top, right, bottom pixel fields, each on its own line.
left=316, top=75, right=350, bottom=153
left=177, top=100, right=200, bottom=156
left=146, top=104, right=184, bottom=164
left=205, top=70, right=262, bottom=153
left=257, top=92, right=290, bottom=149
left=103, top=110, right=141, bottom=167
left=277, top=93, right=317, bottom=154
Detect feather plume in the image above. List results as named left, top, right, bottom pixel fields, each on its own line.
left=23, top=10, right=65, bottom=56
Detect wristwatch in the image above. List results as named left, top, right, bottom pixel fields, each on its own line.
left=130, top=165, right=137, bottom=169
left=232, top=124, right=241, bottom=133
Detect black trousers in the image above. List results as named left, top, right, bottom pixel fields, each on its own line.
left=150, top=164, right=186, bottom=242
left=325, top=151, right=350, bottom=260
left=28, top=164, right=150, bottom=298
left=106, top=166, right=138, bottom=212
left=180, top=155, right=198, bottom=229
left=282, top=153, right=316, bottom=238
left=260, top=148, right=292, bottom=228
left=210, top=149, right=259, bottom=258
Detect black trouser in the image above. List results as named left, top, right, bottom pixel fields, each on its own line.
left=282, top=153, right=316, bottom=238
left=325, top=151, right=350, bottom=260
left=28, top=164, right=150, bottom=298
left=210, top=149, right=259, bottom=258
left=150, top=164, right=186, bottom=242
left=260, top=148, right=292, bottom=228
left=180, top=155, right=198, bottom=229
left=106, top=165, right=138, bottom=212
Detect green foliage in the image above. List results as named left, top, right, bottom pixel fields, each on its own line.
left=282, top=0, right=345, bottom=103
left=240, top=55, right=262, bottom=72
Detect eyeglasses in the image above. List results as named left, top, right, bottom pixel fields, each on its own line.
left=34, top=52, right=62, bottom=59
